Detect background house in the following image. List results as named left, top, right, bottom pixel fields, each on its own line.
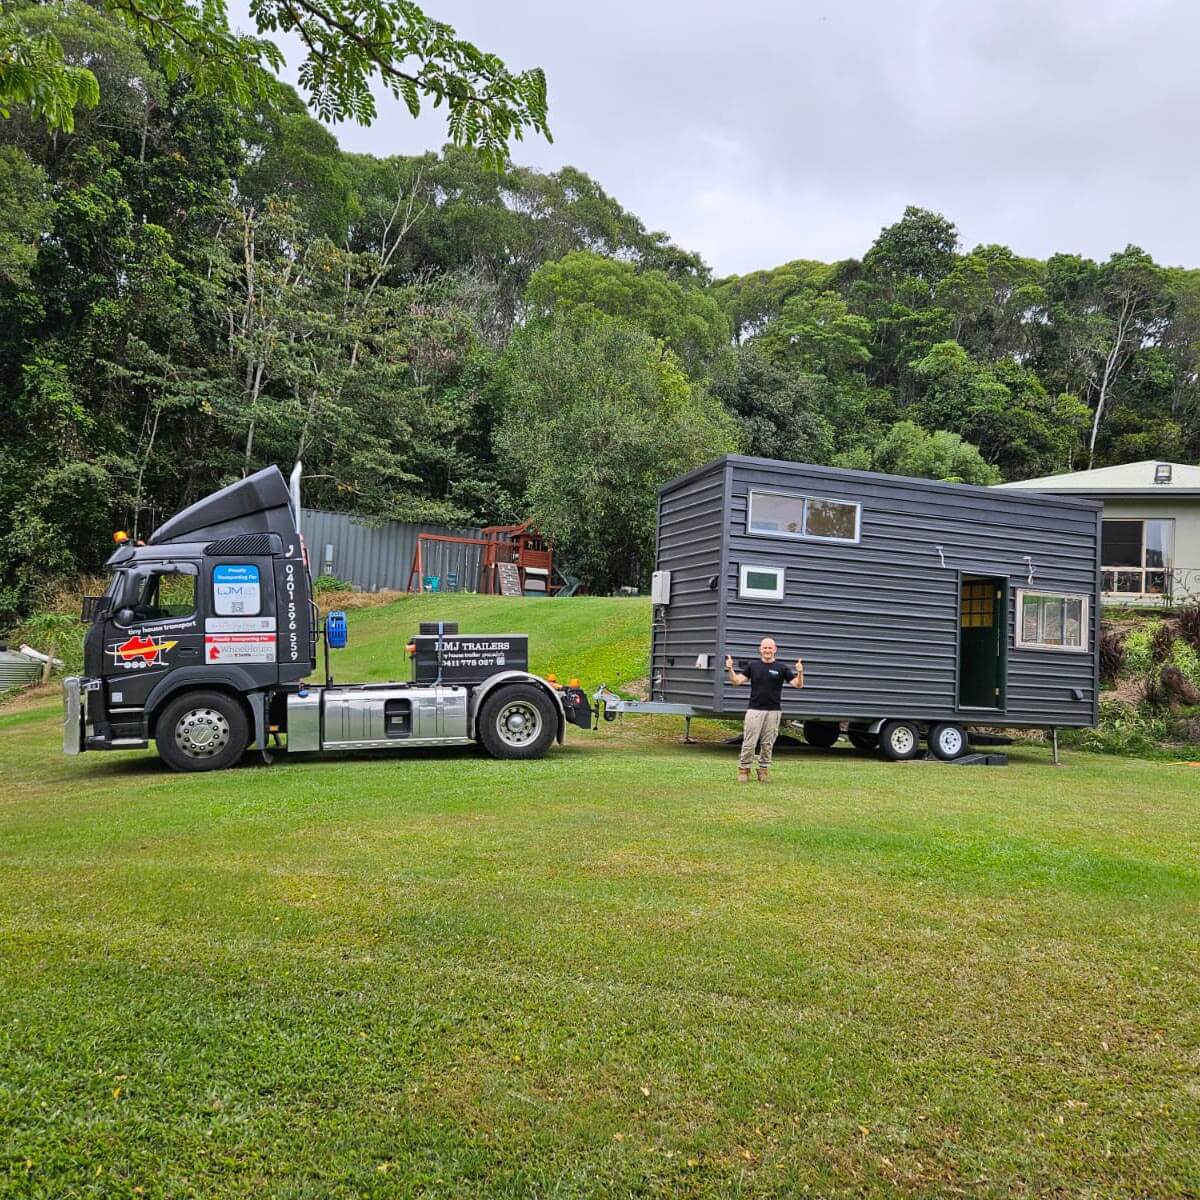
left=997, top=462, right=1200, bottom=607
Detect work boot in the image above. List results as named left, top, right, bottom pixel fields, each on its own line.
left=737, top=768, right=751, bottom=783
left=757, top=766, right=770, bottom=783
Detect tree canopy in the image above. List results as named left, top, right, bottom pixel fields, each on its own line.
left=0, top=0, right=549, bottom=161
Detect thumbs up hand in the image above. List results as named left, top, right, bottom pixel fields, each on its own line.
left=724, top=654, right=734, bottom=671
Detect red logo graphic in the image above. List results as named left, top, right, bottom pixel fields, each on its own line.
left=111, top=634, right=178, bottom=666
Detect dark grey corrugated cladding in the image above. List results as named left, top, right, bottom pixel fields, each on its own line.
left=650, top=461, right=725, bottom=705
left=652, top=455, right=1101, bottom=730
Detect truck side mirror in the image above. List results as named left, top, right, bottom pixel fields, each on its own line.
left=115, top=607, right=136, bottom=626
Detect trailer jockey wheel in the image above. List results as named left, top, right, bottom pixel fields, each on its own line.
left=477, top=684, right=557, bottom=760
left=156, top=690, right=249, bottom=773
left=802, top=720, right=840, bottom=749
left=928, top=722, right=968, bottom=761
left=878, top=719, right=921, bottom=761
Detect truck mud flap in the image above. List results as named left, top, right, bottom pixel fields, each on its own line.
left=560, top=686, right=592, bottom=730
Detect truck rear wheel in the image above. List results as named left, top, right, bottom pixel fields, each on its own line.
left=156, top=690, right=249, bottom=773
left=476, top=684, right=557, bottom=760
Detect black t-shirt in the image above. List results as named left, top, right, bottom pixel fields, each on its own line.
left=738, top=658, right=796, bottom=710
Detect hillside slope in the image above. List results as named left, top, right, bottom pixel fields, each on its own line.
left=317, top=594, right=652, bottom=691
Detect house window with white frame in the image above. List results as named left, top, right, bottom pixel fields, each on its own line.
left=1016, top=590, right=1089, bottom=652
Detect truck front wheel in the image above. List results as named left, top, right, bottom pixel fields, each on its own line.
left=156, top=690, right=249, bottom=773
left=476, top=684, right=557, bottom=760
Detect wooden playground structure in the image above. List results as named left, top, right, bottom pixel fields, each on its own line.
left=405, top=520, right=557, bottom=596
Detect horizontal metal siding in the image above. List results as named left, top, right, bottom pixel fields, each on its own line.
left=300, top=510, right=483, bottom=594
left=0, top=652, right=42, bottom=691
left=658, top=459, right=1100, bottom=727
left=651, top=464, right=724, bottom=704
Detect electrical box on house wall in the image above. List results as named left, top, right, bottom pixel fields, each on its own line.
left=651, top=570, right=671, bottom=605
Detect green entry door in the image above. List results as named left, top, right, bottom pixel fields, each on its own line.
left=958, top=576, right=1006, bottom=709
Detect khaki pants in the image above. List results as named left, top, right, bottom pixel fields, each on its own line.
left=739, top=709, right=782, bottom=769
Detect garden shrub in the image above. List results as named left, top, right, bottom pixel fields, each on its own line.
left=1099, top=628, right=1125, bottom=684
left=1151, top=621, right=1176, bottom=663
left=312, top=574, right=353, bottom=595
left=1177, top=605, right=1200, bottom=651
left=1123, top=621, right=1160, bottom=675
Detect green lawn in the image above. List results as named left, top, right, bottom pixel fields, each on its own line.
left=2, top=597, right=1198, bottom=1198
left=319, top=593, right=651, bottom=692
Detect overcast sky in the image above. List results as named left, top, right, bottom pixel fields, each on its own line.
left=234, top=0, right=1199, bottom=277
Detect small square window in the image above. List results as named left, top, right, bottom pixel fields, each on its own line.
left=739, top=564, right=785, bottom=600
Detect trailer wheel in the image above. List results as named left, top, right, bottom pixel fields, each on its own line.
left=477, top=684, right=557, bottom=760
left=878, top=719, right=920, bottom=762
left=847, top=729, right=877, bottom=751
left=928, top=722, right=968, bottom=761
left=156, top=690, right=248, bottom=773
left=802, top=720, right=840, bottom=749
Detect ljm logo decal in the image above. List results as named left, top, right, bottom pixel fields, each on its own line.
left=109, top=634, right=178, bottom=669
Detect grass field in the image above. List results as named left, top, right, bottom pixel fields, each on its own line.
left=2, top=596, right=1198, bottom=1198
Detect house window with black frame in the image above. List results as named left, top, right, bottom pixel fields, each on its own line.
left=747, top=490, right=861, bottom=543
left=1016, top=590, right=1088, bottom=652
left=1100, top=518, right=1174, bottom=597
left=738, top=563, right=785, bottom=600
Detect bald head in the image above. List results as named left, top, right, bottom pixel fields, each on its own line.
left=759, top=638, right=777, bottom=662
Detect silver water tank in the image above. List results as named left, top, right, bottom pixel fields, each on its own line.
left=0, top=647, right=42, bottom=693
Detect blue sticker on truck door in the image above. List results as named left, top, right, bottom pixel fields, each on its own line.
left=213, top=564, right=261, bottom=616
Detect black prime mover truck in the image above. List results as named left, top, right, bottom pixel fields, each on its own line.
left=62, top=464, right=591, bottom=772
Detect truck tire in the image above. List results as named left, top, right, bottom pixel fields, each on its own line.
left=155, top=690, right=249, bottom=773
left=476, top=684, right=557, bottom=760
left=878, top=719, right=921, bottom=762
left=847, top=729, right=877, bottom=751
left=928, top=722, right=968, bottom=761
left=802, top=720, right=840, bottom=748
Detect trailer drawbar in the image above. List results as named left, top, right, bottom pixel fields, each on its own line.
left=62, top=464, right=591, bottom=772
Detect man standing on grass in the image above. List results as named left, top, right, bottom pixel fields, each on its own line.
left=725, top=639, right=804, bottom=783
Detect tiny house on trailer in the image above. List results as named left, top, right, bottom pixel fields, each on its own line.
left=640, top=456, right=1101, bottom=759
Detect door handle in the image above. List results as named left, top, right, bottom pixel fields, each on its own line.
left=177, top=647, right=199, bottom=659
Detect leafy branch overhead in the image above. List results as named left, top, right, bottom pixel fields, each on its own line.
left=0, top=0, right=550, bottom=159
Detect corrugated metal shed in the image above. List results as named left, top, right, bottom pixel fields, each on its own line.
left=652, top=456, right=1102, bottom=730
left=0, top=648, right=42, bottom=692
left=300, top=509, right=484, bottom=593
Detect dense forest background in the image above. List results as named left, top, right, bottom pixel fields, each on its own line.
left=3, top=4, right=1200, bottom=624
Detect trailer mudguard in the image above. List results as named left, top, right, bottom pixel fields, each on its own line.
left=469, top=670, right=568, bottom=744
left=144, top=666, right=269, bottom=747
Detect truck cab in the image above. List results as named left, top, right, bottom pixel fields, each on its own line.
left=65, top=465, right=589, bottom=771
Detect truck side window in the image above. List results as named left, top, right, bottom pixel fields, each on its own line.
left=212, top=564, right=262, bottom=616
left=120, top=566, right=198, bottom=624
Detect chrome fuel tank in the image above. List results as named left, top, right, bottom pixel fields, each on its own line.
left=296, top=684, right=470, bottom=752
